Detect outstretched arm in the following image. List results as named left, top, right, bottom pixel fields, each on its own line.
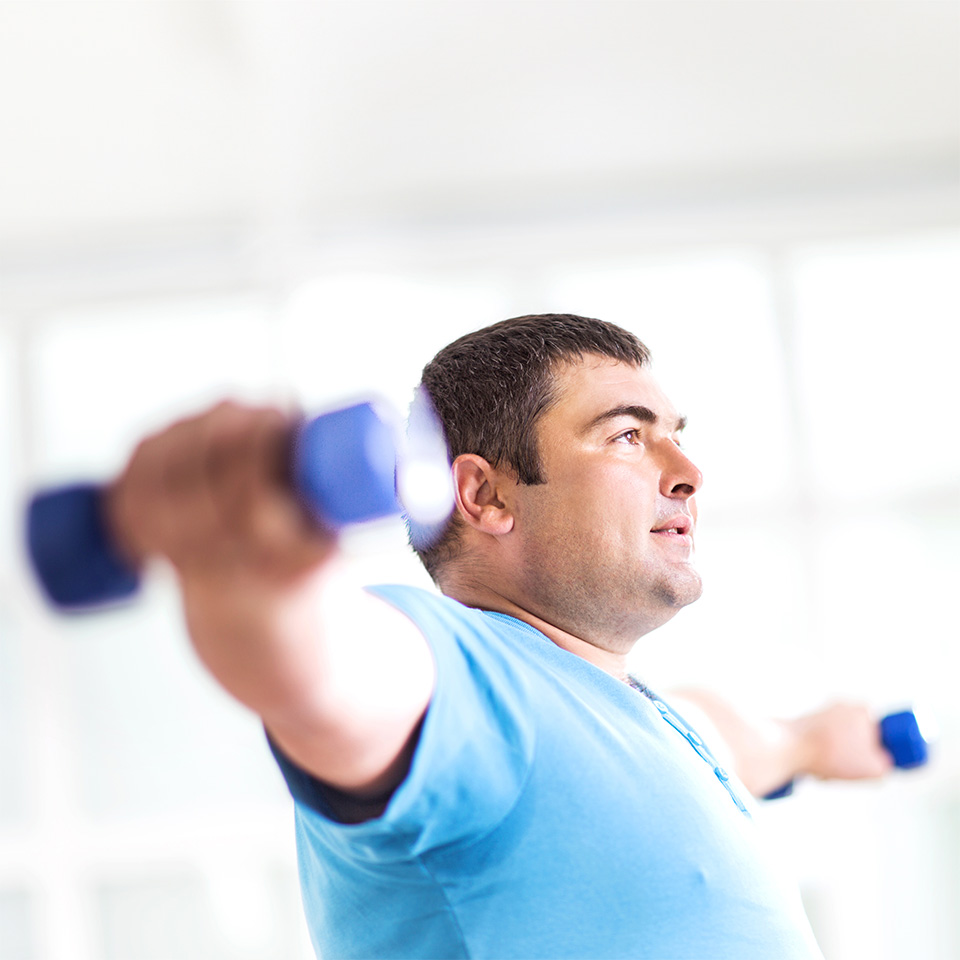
left=108, top=401, right=435, bottom=802
left=668, top=688, right=893, bottom=798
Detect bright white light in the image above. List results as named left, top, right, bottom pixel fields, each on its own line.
left=280, top=271, right=512, bottom=414
left=398, top=459, right=454, bottom=526
left=398, top=386, right=454, bottom=528
left=792, top=230, right=960, bottom=500
left=205, top=860, right=274, bottom=955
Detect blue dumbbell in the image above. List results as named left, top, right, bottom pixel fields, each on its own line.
left=763, top=708, right=932, bottom=800
left=27, top=398, right=452, bottom=611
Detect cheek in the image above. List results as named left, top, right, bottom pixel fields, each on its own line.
left=574, top=482, right=656, bottom=551
left=593, top=467, right=658, bottom=516
left=523, top=461, right=658, bottom=544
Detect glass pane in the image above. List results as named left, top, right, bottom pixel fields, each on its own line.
left=0, top=605, right=28, bottom=824
left=0, top=888, right=37, bottom=960
left=61, top=584, right=289, bottom=820
left=542, top=251, right=795, bottom=510
left=31, top=295, right=277, bottom=479
left=810, top=511, right=960, bottom=714
left=280, top=270, right=513, bottom=413
left=97, top=873, right=213, bottom=960
left=96, top=864, right=310, bottom=960
left=791, top=230, right=960, bottom=500
left=205, top=860, right=311, bottom=960
left=0, top=329, right=16, bottom=568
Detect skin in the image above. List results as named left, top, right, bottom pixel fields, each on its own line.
left=441, top=355, right=703, bottom=678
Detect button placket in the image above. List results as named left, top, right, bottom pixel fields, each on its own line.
left=650, top=699, right=750, bottom=815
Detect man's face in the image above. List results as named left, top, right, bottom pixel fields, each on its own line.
left=508, top=355, right=703, bottom=650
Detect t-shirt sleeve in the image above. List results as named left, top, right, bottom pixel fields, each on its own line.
left=267, top=585, right=537, bottom=863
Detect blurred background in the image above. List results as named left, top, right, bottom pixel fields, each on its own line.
left=0, top=1, right=958, bottom=958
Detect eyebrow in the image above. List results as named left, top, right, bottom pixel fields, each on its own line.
left=584, top=404, right=687, bottom=434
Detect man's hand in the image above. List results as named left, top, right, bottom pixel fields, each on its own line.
left=786, top=702, right=893, bottom=782
left=106, top=400, right=335, bottom=586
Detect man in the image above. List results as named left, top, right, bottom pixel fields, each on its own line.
left=111, top=314, right=890, bottom=958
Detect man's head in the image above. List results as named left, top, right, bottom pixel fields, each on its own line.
left=415, top=313, right=703, bottom=651
left=416, top=314, right=649, bottom=578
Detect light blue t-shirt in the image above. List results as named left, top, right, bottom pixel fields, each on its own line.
left=269, top=585, right=823, bottom=960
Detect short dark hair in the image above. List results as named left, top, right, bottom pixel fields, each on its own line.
left=414, top=313, right=650, bottom=580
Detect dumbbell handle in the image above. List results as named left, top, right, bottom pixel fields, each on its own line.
left=763, top=709, right=930, bottom=800
left=27, top=402, right=404, bottom=611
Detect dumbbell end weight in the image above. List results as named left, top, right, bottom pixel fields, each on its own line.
left=880, top=709, right=930, bottom=769
left=26, top=484, right=141, bottom=610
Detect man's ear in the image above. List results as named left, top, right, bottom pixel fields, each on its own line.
left=451, top=454, right=515, bottom=536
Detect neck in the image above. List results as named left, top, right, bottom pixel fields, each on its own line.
left=439, top=576, right=634, bottom=681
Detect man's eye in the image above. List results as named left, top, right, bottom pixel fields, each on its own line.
left=615, top=430, right=641, bottom=444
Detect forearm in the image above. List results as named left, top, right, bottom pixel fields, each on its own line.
left=179, top=564, right=336, bottom=724
left=668, top=688, right=807, bottom=796
left=669, top=688, right=892, bottom=797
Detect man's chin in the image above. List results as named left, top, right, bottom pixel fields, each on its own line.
left=657, top=565, right=703, bottom=608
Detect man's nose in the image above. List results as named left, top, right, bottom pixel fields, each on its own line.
left=660, top=443, right=703, bottom=499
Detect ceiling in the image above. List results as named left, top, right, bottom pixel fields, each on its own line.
left=0, top=0, right=957, bottom=252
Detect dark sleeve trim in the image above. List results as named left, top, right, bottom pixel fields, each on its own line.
left=264, top=727, right=395, bottom=825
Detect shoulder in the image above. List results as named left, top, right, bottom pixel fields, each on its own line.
left=364, top=584, right=526, bottom=671
left=365, top=583, right=484, bottom=628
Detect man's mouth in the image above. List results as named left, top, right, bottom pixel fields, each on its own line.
left=650, top=515, right=693, bottom=538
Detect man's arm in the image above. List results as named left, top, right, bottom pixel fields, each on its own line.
left=108, top=401, right=435, bottom=801
left=668, top=688, right=893, bottom=798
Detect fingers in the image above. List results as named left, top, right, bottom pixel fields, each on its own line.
left=211, top=403, right=334, bottom=579
left=201, top=402, right=279, bottom=542
left=111, top=401, right=335, bottom=583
